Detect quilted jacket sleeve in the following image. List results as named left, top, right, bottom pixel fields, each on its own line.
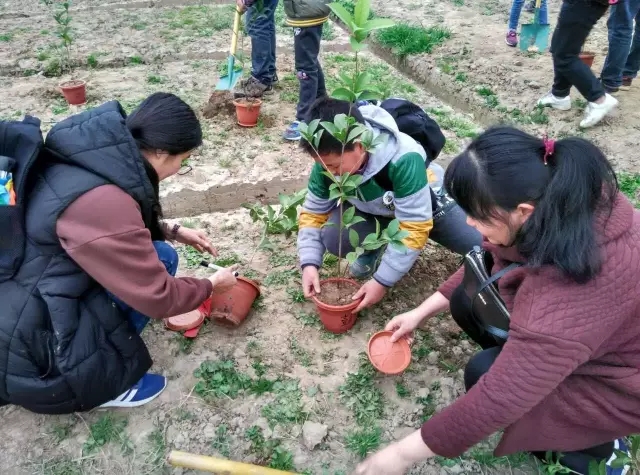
left=420, top=281, right=593, bottom=457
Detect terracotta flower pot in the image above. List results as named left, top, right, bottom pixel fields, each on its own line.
left=311, top=278, right=363, bottom=334
left=209, top=277, right=261, bottom=327
left=233, top=98, right=262, bottom=127
left=579, top=52, right=596, bottom=69
left=59, top=80, right=86, bottom=105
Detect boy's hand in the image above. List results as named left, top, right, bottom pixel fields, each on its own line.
left=352, top=279, right=386, bottom=312
left=236, top=0, right=247, bottom=13
left=302, top=266, right=321, bottom=298
left=208, top=265, right=240, bottom=294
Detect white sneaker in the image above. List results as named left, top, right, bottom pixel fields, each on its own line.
left=580, top=93, right=618, bottom=128
left=537, top=92, right=572, bottom=111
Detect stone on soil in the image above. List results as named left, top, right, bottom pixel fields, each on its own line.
left=302, top=421, right=328, bottom=450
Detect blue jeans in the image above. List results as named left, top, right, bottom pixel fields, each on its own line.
left=108, top=241, right=179, bottom=334
left=245, top=0, right=279, bottom=85
left=508, top=0, right=548, bottom=30
left=601, top=0, right=640, bottom=87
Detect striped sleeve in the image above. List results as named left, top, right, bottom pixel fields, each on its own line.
left=374, top=152, right=433, bottom=287
left=297, top=163, right=336, bottom=268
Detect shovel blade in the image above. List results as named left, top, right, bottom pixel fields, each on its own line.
left=519, top=24, right=550, bottom=53
left=215, top=56, right=243, bottom=91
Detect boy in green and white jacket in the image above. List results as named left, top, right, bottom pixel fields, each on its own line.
left=298, top=97, right=481, bottom=311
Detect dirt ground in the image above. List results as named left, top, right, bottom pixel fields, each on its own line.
left=0, top=0, right=638, bottom=474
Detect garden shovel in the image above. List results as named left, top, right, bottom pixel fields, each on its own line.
left=216, top=7, right=243, bottom=90
left=519, top=0, right=550, bottom=53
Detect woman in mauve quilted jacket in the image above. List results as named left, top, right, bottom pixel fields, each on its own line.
left=356, top=126, right=640, bottom=475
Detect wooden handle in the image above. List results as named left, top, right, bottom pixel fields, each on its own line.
left=534, top=0, right=543, bottom=9
left=230, top=8, right=242, bottom=56
left=167, top=451, right=297, bottom=474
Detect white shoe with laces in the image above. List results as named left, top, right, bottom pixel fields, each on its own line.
left=580, top=93, right=618, bottom=128
left=537, top=92, right=572, bottom=111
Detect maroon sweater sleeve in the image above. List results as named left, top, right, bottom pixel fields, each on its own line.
left=437, top=267, right=464, bottom=300
left=56, top=185, right=213, bottom=319
left=420, top=283, right=592, bottom=457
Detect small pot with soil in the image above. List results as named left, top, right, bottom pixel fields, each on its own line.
left=209, top=277, right=261, bottom=327
left=311, top=277, right=363, bottom=334
left=579, top=51, right=596, bottom=69
left=233, top=98, right=262, bottom=127
left=59, top=79, right=86, bottom=105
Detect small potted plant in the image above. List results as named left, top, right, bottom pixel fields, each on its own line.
left=297, top=0, right=399, bottom=333
left=43, top=0, right=86, bottom=105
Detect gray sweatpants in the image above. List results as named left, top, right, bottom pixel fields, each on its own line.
left=321, top=196, right=481, bottom=257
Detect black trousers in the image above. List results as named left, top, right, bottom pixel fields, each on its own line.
left=294, top=25, right=326, bottom=122
left=550, top=0, right=609, bottom=102
left=451, top=284, right=615, bottom=475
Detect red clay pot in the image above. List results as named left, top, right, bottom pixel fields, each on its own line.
left=311, top=278, right=363, bottom=334
left=209, top=277, right=261, bottom=327
left=233, top=98, right=262, bottom=127
left=59, top=80, right=86, bottom=105
left=579, top=52, right=596, bottom=69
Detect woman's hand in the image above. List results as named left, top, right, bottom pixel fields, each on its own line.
left=175, top=227, right=217, bottom=256
left=302, top=266, right=321, bottom=298
left=354, top=430, right=435, bottom=475
left=385, top=309, right=424, bottom=343
left=208, top=265, right=239, bottom=294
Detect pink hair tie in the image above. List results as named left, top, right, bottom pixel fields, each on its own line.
left=543, top=136, right=555, bottom=165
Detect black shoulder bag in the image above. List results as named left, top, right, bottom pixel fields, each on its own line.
left=462, top=246, right=522, bottom=345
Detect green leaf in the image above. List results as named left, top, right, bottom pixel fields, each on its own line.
left=312, top=129, right=324, bottom=149
left=363, top=18, right=395, bottom=32
left=328, top=3, right=355, bottom=30
left=350, top=36, right=366, bottom=51
left=354, top=0, right=371, bottom=27
left=349, top=228, right=360, bottom=248
left=362, top=233, right=379, bottom=245
left=338, top=72, right=354, bottom=88
left=334, top=114, right=349, bottom=134
left=346, top=251, right=358, bottom=264
left=322, top=170, right=339, bottom=183
left=375, top=218, right=380, bottom=236
left=354, top=71, right=372, bottom=94
left=350, top=216, right=366, bottom=226
left=266, top=205, right=275, bottom=221
left=342, top=206, right=356, bottom=224
left=394, top=230, right=410, bottom=242
left=386, top=219, right=400, bottom=237
left=390, top=241, right=406, bottom=252
left=631, top=436, right=640, bottom=458
left=329, top=188, right=342, bottom=200
left=321, top=121, right=339, bottom=137
left=347, top=125, right=367, bottom=143
left=358, top=90, right=382, bottom=102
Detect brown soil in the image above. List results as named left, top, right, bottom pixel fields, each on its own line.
left=234, top=97, right=263, bottom=108
left=202, top=90, right=235, bottom=118
left=59, top=80, right=85, bottom=88
left=316, top=279, right=360, bottom=306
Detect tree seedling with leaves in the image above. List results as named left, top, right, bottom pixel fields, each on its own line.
left=41, top=0, right=74, bottom=75
left=297, top=0, right=407, bottom=293
left=243, top=188, right=308, bottom=250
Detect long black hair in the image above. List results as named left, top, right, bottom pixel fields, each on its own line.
left=126, top=92, right=203, bottom=240
left=445, top=126, right=618, bottom=283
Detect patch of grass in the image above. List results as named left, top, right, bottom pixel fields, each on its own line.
left=619, top=172, right=640, bottom=207
left=41, top=456, right=83, bottom=475
left=246, top=425, right=295, bottom=469
left=416, top=381, right=441, bottom=422
left=469, top=448, right=530, bottom=468
left=212, top=424, right=231, bottom=457
left=264, top=269, right=301, bottom=286
left=173, top=334, right=195, bottom=354
left=128, top=56, right=144, bottom=65
left=50, top=422, right=74, bottom=444
left=270, top=446, right=295, bottom=471
left=427, top=108, right=479, bottom=138
left=322, top=21, right=336, bottom=40
left=82, top=414, right=128, bottom=454
left=377, top=24, right=451, bottom=57
left=194, top=359, right=276, bottom=401
left=51, top=101, right=69, bottom=116
left=437, top=58, right=456, bottom=75
left=289, top=337, right=313, bottom=366
left=147, top=74, right=166, bottom=84
left=44, top=58, right=62, bottom=78
left=442, top=140, right=459, bottom=155
left=476, top=86, right=499, bottom=108
left=177, top=246, right=203, bottom=268
left=287, top=287, right=306, bottom=303
left=455, top=71, right=468, bottom=82
left=345, top=426, right=382, bottom=458
left=528, top=106, right=549, bottom=124
left=0, top=33, right=12, bottom=42
left=339, top=354, right=384, bottom=425
left=163, top=5, right=234, bottom=37
left=86, top=54, right=98, bottom=68
left=217, top=156, right=233, bottom=168
left=119, top=98, right=145, bottom=114
left=296, top=311, right=321, bottom=328
left=269, top=251, right=297, bottom=267
left=395, top=382, right=410, bottom=398
left=37, top=50, right=50, bottom=61
left=452, top=0, right=464, bottom=5
left=132, top=22, right=147, bottom=30
left=213, top=252, right=243, bottom=267
left=262, top=380, right=306, bottom=427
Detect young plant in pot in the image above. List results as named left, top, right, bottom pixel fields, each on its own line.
left=296, top=0, right=398, bottom=334
left=42, top=0, right=86, bottom=105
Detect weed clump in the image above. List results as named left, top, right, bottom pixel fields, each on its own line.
left=377, top=24, right=452, bottom=57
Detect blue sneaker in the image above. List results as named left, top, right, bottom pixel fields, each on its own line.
left=100, top=373, right=167, bottom=408
left=283, top=121, right=301, bottom=141
left=606, top=438, right=631, bottom=475
left=350, top=248, right=383, bottom=279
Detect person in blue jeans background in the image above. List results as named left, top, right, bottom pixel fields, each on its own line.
left=601, top=0, right=640, bottom=92
left=236, top=0, right=279, bottom=98
left=506, top=0, right=548, bottom=47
